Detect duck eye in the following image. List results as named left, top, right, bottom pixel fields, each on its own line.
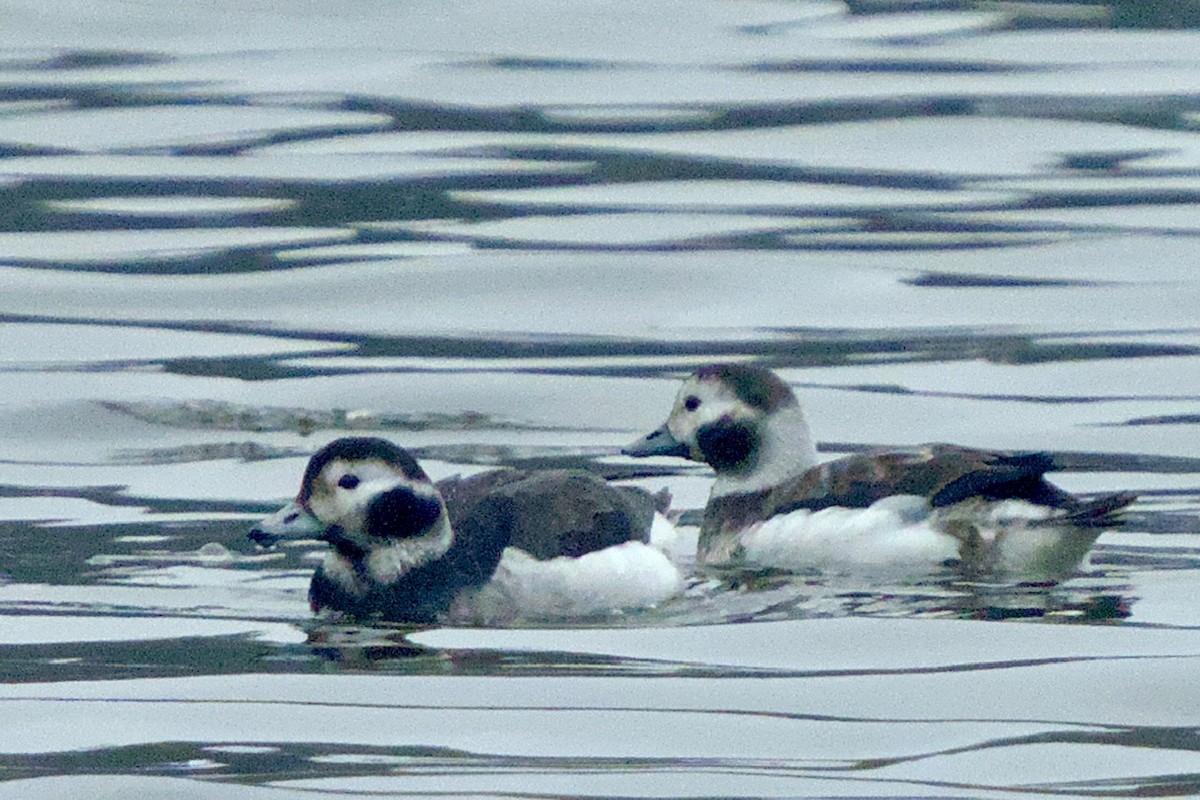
left=337, top=474, right=361, bottom=490
left=684, top=395, right=701, bottom=412
left=284, top=512, right=299, bottom=523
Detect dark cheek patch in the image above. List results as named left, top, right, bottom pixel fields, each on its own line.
left=696, top=418, right=758, bottom=474
left=366, top=486, right=444, bottom=539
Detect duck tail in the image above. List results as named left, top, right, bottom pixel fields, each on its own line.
left=1047, top=491, right=1138, bottom=528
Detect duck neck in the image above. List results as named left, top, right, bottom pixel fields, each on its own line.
left=710, top=405, right=818, bottom=499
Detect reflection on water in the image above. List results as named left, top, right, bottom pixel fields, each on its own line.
left=3, top=0, right=1200, bottom=797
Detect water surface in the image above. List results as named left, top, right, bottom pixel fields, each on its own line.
left=2, top=1, right=1200, bottom=797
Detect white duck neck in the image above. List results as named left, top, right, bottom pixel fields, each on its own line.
left=710, top=405, right=819, bottom=498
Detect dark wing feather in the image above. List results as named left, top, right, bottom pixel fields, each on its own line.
left=768, top=444, right=1077, bottom=517
left=436, top=468, right=528, bottom=526
left=442, top=469, right=656, bottom=560
left=1036, top=491, right=1137, bottom=528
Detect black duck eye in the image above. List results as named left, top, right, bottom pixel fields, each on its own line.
left=337, top=474, right=361, bottom=490
left=284, top=512, right=299, bottom=523
left=684, top=395, right=701, bottom=412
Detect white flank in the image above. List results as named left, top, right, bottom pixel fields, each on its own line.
left=739, top=496, right=1099, bottom=582
left=459, top=542, right=683, bottom=623
left=741, top=499, right=958, bottom=575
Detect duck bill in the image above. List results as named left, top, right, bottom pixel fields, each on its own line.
left=622, top=424, right=690, bottom=459
left=247, top=500, right=323, bottom=547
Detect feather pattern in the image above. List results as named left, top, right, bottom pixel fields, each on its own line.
left=255, top=437, right=682, bottom=622
left=625, top=365, right=1136, bottom=581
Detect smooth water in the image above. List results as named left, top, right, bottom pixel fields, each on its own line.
left=2, top=1, right=1200, bottom=797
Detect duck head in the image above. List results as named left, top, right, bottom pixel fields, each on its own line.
left=293, top=437, right=454, bottom=595
left=624, top=364, right=820, bottom=497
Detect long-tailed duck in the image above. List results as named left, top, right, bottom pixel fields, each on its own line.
left=251, top=437, right=682, bottom=623
left=623, top=363, right=1135, bottom=582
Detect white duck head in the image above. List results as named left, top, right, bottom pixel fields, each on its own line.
left=624, top=364, right=819, bottom=498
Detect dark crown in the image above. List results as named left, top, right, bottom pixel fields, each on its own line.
left=695, top=363, right=797, bottom=413
left=298, top=437, right=428, bottom=502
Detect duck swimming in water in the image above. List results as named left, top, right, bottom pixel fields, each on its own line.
left=623, top=363, right=1135, bottom=582
left=251, top=437, right=682, bottom=623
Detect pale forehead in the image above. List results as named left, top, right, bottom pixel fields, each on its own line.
left=669, top=375, right=736, bottom=422
left=676, top=373, right=734, bottom=401
left=316, top=457, right=412, bottom=483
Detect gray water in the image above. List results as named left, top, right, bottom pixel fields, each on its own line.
left=2, top=1, right=1200, bottom=797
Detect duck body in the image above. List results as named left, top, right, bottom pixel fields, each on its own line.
left=624, top=364, right=1135, bottom=582
left=252, top=437, right=681, bottom=623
